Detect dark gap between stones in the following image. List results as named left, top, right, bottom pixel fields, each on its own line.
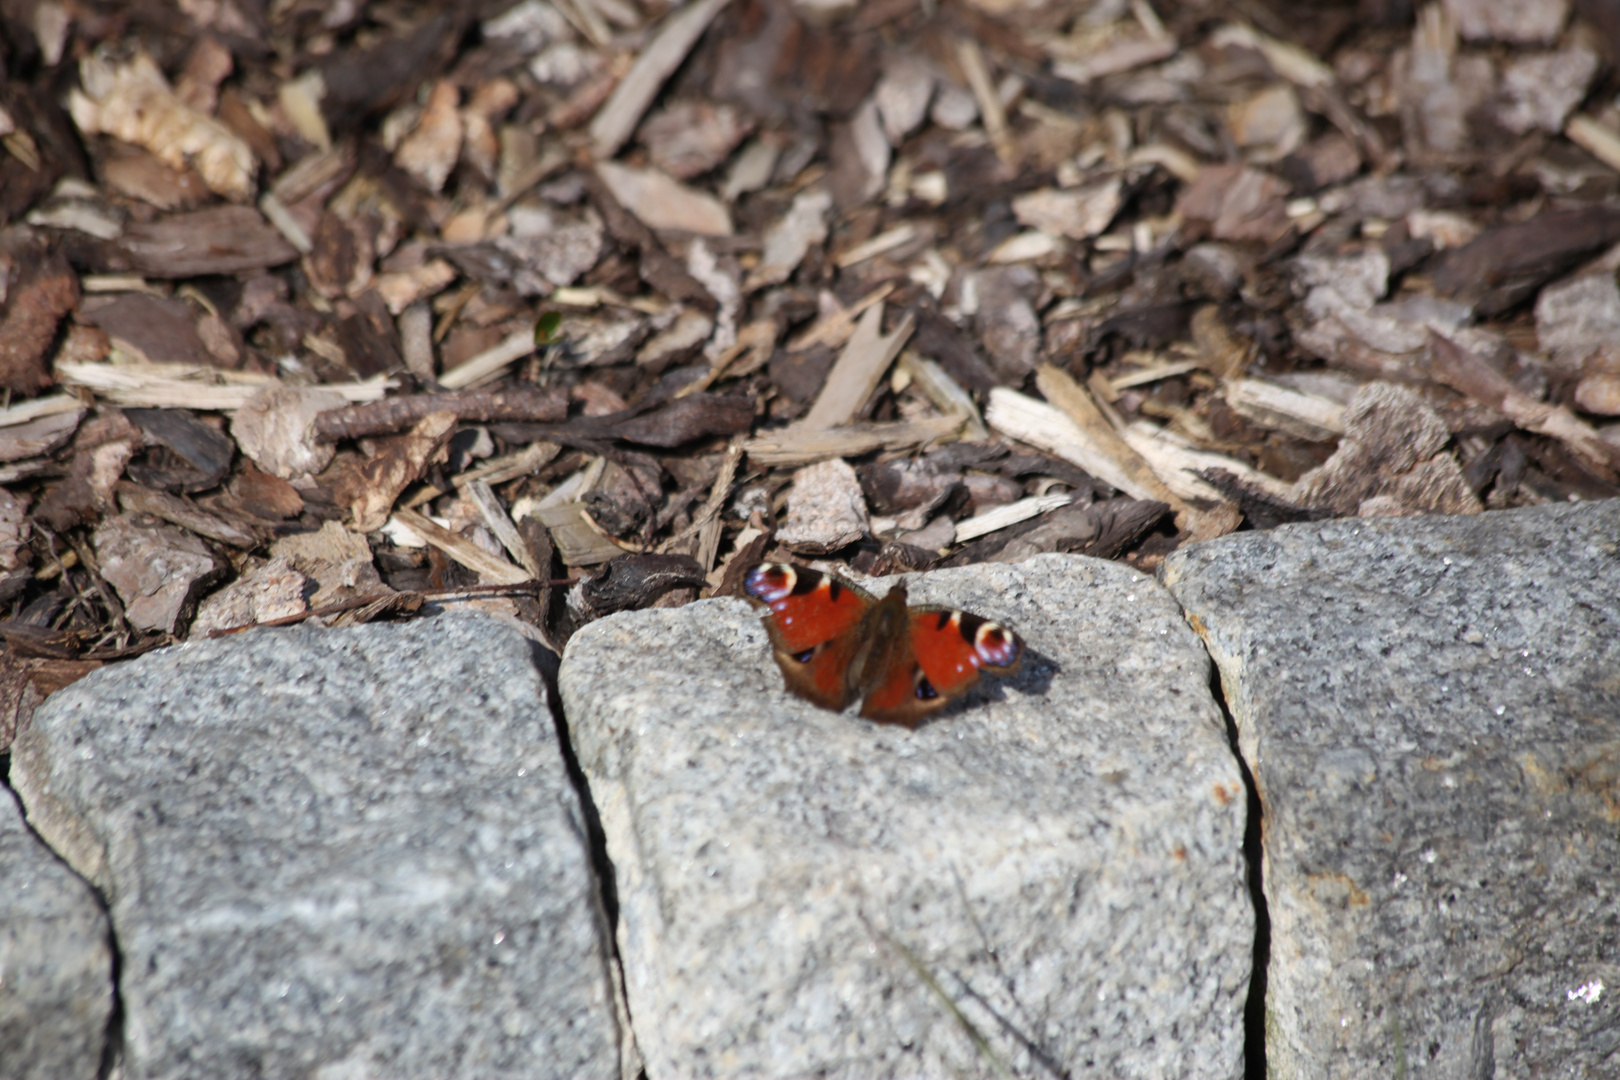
left=2, top=749, right=127, bottom=1080
left=1207, top=661, right=1270, bottom=1080
left=526, top=641, right=646, bottom=1078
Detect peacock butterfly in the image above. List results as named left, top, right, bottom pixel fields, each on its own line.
left=742, top=562, right=1024, bottom=728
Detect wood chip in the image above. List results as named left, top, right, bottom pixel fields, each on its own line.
left=231, top=386, right=349, bottom=479
left=92, top=512, right=223, bottom=633
left=437, top=327, right=538, bottom=390
left=1429, top=331, right=1619, bottom=479
left=115, top=482, right=256, bottom=548
left=899, top=353, right=988, bottom=440
left=391, top=507, right=530, bottom=586
left=743, top=415, right=963, bottom=467
left=59, top=364, right=389, bottom=412
left=465, top=479, right=544, bottom=578
left=117, top=205, right=298, bottom=278
left=1222, top=378, right=1347, bottom=441
left=799, top=302, right=915, bottom=431
left=954, top=492, right=1074, bottom=543
left=526, top=501, right=625, bottom=567
left=69, top=51, right=256, bottom=201
left=394, top=80, right=462, bottom=193
left=750, top=189, right=832, bottom=287
left=347, top=411, right=457, bottom=532
left=594, top=161, right=733, bottom=236
left=589, top=0, right=734, bottom=159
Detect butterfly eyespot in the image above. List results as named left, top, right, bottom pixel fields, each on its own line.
left=914, top=674, right=938, bottom=700
left=791, top=648, right=815, bottom=663
left=744, top=564, right=797, bottom=603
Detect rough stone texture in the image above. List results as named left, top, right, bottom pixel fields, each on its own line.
left=0, top=785, right=113, bottom=1080
left=1161, top=501, right=1620, bottom=1080
left=10, top=614, right=623, bottom=1080
left=560, top=555, right=1251, bottom=1080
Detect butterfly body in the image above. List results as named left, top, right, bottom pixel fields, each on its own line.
left=742, top=563, right=1024, bottom=728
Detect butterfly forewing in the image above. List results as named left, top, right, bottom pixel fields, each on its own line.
left=743, top=563, right=876, bottom=711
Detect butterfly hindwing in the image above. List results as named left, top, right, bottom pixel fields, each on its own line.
left=743, top=563, right=876, bottom=711
left=858, top=605, right=1025, bottom=727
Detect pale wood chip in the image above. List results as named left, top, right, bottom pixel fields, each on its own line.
left=374, top=259, right=458, bottom=315
left=69, top=51, right=256, bottom=201
left=786, top=283, right=895, bottom=352
left=800, top=302, right=915, bottom=431
left=1566, top=114, right=1620, bottom=175
left=742, top=416, right=962, bottom=467
left=465, top=479, right=544, bottom=578
left=525, top=501, right=625, bottom=566
left=452, top=441, right=562, bottom=489
left=899, top=353, right=988, bottom=439
left=956, top=38, right=1013, bottom=164
left=58, top=363, right=390, bottom=412
left=0, top=394, right=84, bottom=429
left=437, top=327, right=537, bottom=390
left=954, top=493, right=1074, bottom=543
left=1223, top=378, right=1347, bottom=442
left=588, top=0, right=734, bottom=159
left=595, top=161, right=733, bottom=236
left=391, top=507, right=531, bottom=585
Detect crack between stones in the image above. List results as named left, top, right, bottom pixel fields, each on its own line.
left=526, top=642, right=646, bottom=1080
left=2, top=750, right=127, bottom=1079
left=1201, top=650, right=1270, bottom=1080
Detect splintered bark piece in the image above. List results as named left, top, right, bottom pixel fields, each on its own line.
left=589, top=0, right=733, bottom=159
left=1036, top=365, right=1185, bottom=511
left=59, top=362, right=390, bottom=411
left=391, top=507, right=531, bottom=585
left=116, top=482, right=256, bottom=548
left=453, top=441, right=562, bottom=489
left=954, top=493, right=1074, bottom=543
left=742, top=416, right=963, bottom=467
left=1431, top=206, right=1620, bottom=318
left=437, top=328, right=538, bottom=390
left=466, top=479, right=544, bottom=578
left=662, top=438, right=743, bottom=552
left=1223, top=378, right=1346, bottom=442
left=799, top=303, right=915, bottom=431
left=118, top=206, right=298, bottom=278
left=92, top=513, right=224, bottom=633
left=349, top=412, right=458, bottom=534
left=956, top=38, right=1013, bottom=164
left=899, top=353, right=988, bottom=440
left=1121, top=422, right=1294, bottom=503
left=529, top=502, right=625, bottom=567
left=1429, top=332, right=1619, bottom=479
left=314, top=387, right=567, bottom=442
left=0, top=394, right=84, bottom=429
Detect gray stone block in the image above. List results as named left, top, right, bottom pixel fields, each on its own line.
left=0, top=785, right=112, bottom=1080
left=10, top=614, right=623, bottom=1080
left=560, top=555, right=1251, bottom=1079
left=1162, top=500, right=1620, bottom=1079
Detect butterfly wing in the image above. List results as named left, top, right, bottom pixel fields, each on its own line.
left=859, top=605, right=1025, bottom=728
left=743, top=563, right=876, bottom=711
